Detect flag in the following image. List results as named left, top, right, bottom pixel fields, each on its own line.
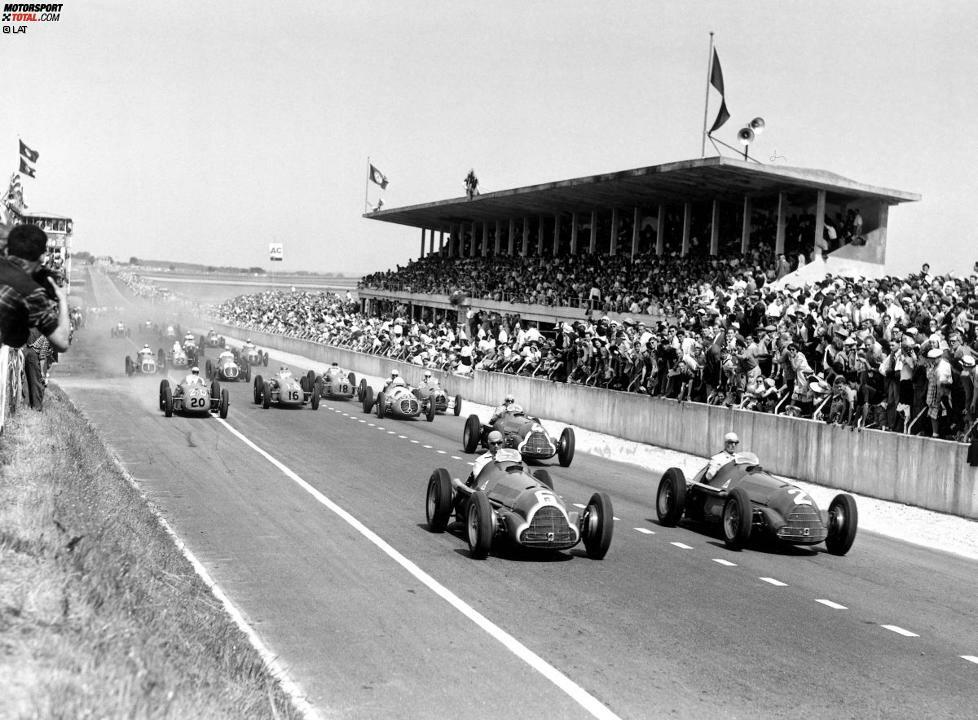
left=19, top=157, right=35, bottom=178
left=708, top=50, right=730, bottom=134
left=19, top=140, right=39, bottom=164
left=369, top=163, right=388, bottom=189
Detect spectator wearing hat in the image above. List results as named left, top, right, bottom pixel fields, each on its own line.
left=787, top=342, right=815, bottom=415
left=925, top=347, right=953, bottom=437
left=959, top=354, right=977, bottom=433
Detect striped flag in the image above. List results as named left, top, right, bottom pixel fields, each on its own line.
left=369, top=163, right=389, bottom=189
left=708, top=50, right=730, bottom=134
left=19, top=140, right=39, bottom=164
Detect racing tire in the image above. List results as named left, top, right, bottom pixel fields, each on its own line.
left=362, top=386, right=374, bottom=413
left=656, top=467, right=687, bottom=526
left=348, top=372, right=356, bottom=388
left=158, top=379, right=170, bottom=411
left=126, top=356, right=134, bottom=377
left=210, top=380, right=220, bottom=404
left=426, top=468, right=454, bottom=533
left=466, top=491, right=493, bottom=559
left=253, top=375, right=264, bottom=404
left=425, top=400, right=435, bottom=422
left=242, top=364, right=250, bottom=383
left=557, top=427, right=576, bottom=467
left=532, top=468, right=554, bottom=491
left=582, top=491, right=614, bottom=559
left=453, top=394, right=462, bottom=417
left=311, top=383, right=321, bottom=410
left=300, top=375, right=310, bottom=393
left=262, top=381, right=271, bottom=409
left=358, top=378, right=367, bottom=401
left=722, top=487, right=753, bottom=550
left=305, top=370, right=316, bottom=391
left=157, top=349, right=166, bottom=370
left=375, top=391, right=386, bottom=419
left=262, top=351, right=269, bottom=367
left=163, top=386, right=173, bottom=417
left=205, top=359, right=213, bottom=379
left=198, top=335, right=206, bottom=351
left=220, top=338, right=225, bottom=348
left=219, top=389, right=229, bottom=419
left=463, top=414, right=482, bottom=453
left=825, top=493, right=858, bottom=556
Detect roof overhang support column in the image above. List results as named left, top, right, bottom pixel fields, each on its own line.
left=507, top=218, right=515, bottom=255
left=610, top=208, right=619, bottom=256
left=814, top=190, right=826, bottom=259
left=521, top=217, right=529, bottom=257
left=470, top=222, right=477, bottom=258
left=710, top=200, right=720, bottom=256
left=775, top=192, right=786, bottom=256
left=570, top=212, right=578, bottom=255
left=420, top=228, right=426, bottom=259
left=482, top=222, right=489, bottom=257
left=494, top=220, right=501, bottom=254
left=656, top=205, right=665, bottom=256
left=631, top=207, right=640, bottom=260
left=439, top=229, right=445, bottom=254
left=741, top=196, right=752, bottom=254
left=589, top=210, right=597, bottom=254
left=429, top=228, right=435, bottom=255
left=552, top=214, right=560, bottom=256
left=537, top=216, right=545, bottom=255
left=681, top=203, right=692, bottom=257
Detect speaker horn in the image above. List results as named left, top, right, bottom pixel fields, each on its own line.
left=749, top=117, right=766, bottom=134
left=737, top=127, right=755, bottom=145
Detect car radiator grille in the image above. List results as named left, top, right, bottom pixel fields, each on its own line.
left=779, top=507, right=827, bottom=542
left=225, top=367, right=238, bottom=378
left=520, top=507, right=577, bottom=548
left=399, top=398, right=419, bottom=415
left=521, top=431, right=555, bottom=457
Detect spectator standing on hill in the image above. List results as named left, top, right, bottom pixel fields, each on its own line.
left=0, top=224, right=71, bottom=368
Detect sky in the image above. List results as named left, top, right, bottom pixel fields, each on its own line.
left=2, top=0, right=977, bottom=277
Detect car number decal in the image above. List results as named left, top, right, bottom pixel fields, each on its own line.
left=785, top=488, right=813, bottom=505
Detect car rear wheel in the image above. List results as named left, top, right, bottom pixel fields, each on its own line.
left=463, top=414, right=482, bottom=453
left=305, top=370, right=316, bottom=390
left=557, top=427, right=576, bottom=467
left=453, top=394, right=462, bottom=417
left=358, top=378, right=367, bottom=401
left=157, top=349, right=165, bottom=369
left=425, top=400, right=435, bottom=422
left=311, top=383, right=321, bottom=410
left=467, top=491, right=493, bottom=559
left=205, top=359, right=213, bottom=379
left=532, top=468, right=554, bottom=491
left=219, top=389, right=229, bottom=419
left=262, top=351, right=269, bottom=367
left=126, top=356, right=134, bottom=377
left=348, top=372, right=356, bottom=388
left=242, top=364, right=250, bottom=383
left=582, top=492, right=613, bottom=559
left=426, top=468, right=454, bottom=532
left=300, top=375, right=310, bottom=393
left=262, top=381, right=271, bottom=409
left=375, top=391, right=386, bottom=419
left=163, top=386, right=173, bottom=417
left=825, top=493, right=858, bottom=556
left=722, top=487, right=752, bottom=550
left=656, top=467, right=687, bottom=526
left=253, top=375, right=264, bottom=404
left=210, top=380, right=220, bottom=402
left=158, top=379, right=170, bottom=411
left=361, top=386, right=374, bottom=413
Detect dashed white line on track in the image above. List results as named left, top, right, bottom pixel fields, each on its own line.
left=398, top=435, right=407, bottom=439
left=962, top=656, right=978, bottom=664
left=634, top=528, right=655, bottom=535
left=358, top=419, right=366, bottom=423
left=712, top=558, right=737, bottom=567
left=670, top=542, right=693, bottom=550
left=410, top=440, right=419, bottom=444
left=423, top=444, right=432, bottom=449
left=451, top=456, right=461, bottom=460
left=387, top=431, right=396, bottom=434
left=437, top=450, right=446, bottom=454
left=759, top=577, right=788, bottom=587
left=815, top=599, right=847, bottom=610
left=882, top=625, right=919, bottom=637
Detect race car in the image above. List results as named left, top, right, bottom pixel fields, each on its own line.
left=181, top=334, right=201, bottom=366
left=206, top=350, right=250, bottom=382
left=241, top=342, right=269, bottom=367
left=158, top=377, right=229, bottom=419
left=125, top=348, right=165, bottom=376
left=415, top=377, right=462, bottom=416
left=303, top=363, right=356, bottom=400
left=655, top=451, right=858, bottom=555
left=361, top=380, right=435, bottom=421
left=161, top=324, right=180, bottom=342
left=203, top=329, right=226, bottom=348
left=253, top=369, right=319, bottom=410
left=166, top=343, right=192, bottom=370
left=463, top=409, right=575, bottom=466
left=111, top=321, right=131, bottom=338
left=139, top=320, right=156, bottom=336
left=424, top=449, right=613, bottom=559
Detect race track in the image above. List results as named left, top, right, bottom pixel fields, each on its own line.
left=55, top=270, right=978, bottom=719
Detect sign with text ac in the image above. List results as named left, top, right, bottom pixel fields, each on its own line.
left=269, top=243, right=284, bottom=262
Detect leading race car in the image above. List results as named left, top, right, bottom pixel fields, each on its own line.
left=303, top=363, right=356, bottom=400
left=655, top=451, right=858, bottom=555
left=361, top=380, right=435, bottom=421
left=463, top=409, right=575, bottom=467
left=253, top=368, right=320, bottom=410
left=424, top=449, right=613, bottom=559
left=241, top=342, right=269, bottom=367
left=111, top=321, right=131, bottom=338
left=125, top=348, right=166, bottom=376
left=158, top=377, right=229, bottom=419
left=207, top=349, right=250, bottom=382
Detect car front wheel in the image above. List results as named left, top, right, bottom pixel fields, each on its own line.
left=426, top=468, right=454, bottom=532
left=467, top=491, right=493, bottom=559
left=722, top=487, right=752, bottom=550
left=582, top=492, right=614, bottom=559
left=656, top=468, right=687, bottom=526
left=825, top=493, right=858, bottom=556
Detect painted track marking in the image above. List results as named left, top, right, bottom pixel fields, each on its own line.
left=882, top=625, right=919, bottom=637
left=962, top=656, right=978, bottom=664
left=216, top=419, right=623, bottom=720
left=712, top=558, right=737, bottom=567
left=815, top=599, right=847, bottom=610
left=634, top=528, right=655, bottom=535
left=759, top=577, right=788, bottom=587
left=670, top=542, right=693, bottom=550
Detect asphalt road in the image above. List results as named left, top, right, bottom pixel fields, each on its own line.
left=54, top=270, right=978, bottom=719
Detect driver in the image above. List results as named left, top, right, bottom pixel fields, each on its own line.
left=421, top=369, right=439, bottom=388
left=171, top=340, right=182, bottom=356
left=384, top=369, right=402, bottom=391
left=184, top=332, right=195, bottom=346
left=276, top=365, right=293, bottom=379
left=490, top=394, right=521, bottom=425
left=138, top=344, right=154, bottom=360
left=219, top=348, right=235, bottom=362
left=705, top=432, right=741, bottom=480
left=183, top=366, right=204, bottom=387
left=243, top=338, right=256, bottom=350
left=466, top=430, right=506, bottom=486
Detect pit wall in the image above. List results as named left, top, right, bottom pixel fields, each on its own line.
left=211, top=322, right=978, bottom=520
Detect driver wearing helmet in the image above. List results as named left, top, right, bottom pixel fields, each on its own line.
left=184, top=366, right=205, bottom=386
left=138, top=343, right=154, bottom=360
left=490, top=393, right=521, bottom=425
left=705, top=432, right=741, bottom=480
left=384, top=369, right=402, bottom=392
left=243, top=338, right=256, bottom=351
left=466, top=430, right=512, bottom=487
left=420, top=369, right=439, bottom=389
left=276, top=365, right=293, bottom=379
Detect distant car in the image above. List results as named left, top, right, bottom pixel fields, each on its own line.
left=180, top=335, right=201, bottom=365
left=160, top=324, right=180, bottom=342
left=253, top=370, right=319, bottom=410
left=159, top=377, right=229, bottom=419
left=424, top=449, right=613, bottom=559
left=463, top=409, right=575, bottom=467
left=111, top=321, right=131, bottom=338
left=241, top=344, right=269, bottom=367
left=125, top=349, right=165, bottom=376
left=204, top=330, right=226, bottom=348
left=655, top=452, right=858, bottom=555
left=303, top=364, right=356, bottom=400
left=415, top=379, right=462, bottom=416
left=361, top=380, right=434, bottom=421
left=206, top=350, right=250, bottom=382
left=166, top=344, right=191, bottom=370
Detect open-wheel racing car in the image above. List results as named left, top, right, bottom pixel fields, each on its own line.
left=655, top=452, right=858, bottom=555
left=415, top=378, right=462, bottom=416
left=159, top=377, right=229, bottom=419
left=424, top=449, right=613, bottom=559
left=463, top=410, right=575, bottom=467
left=203, top=330, right=226, bottom=348
left=253, top=369, right=319, bottom=410
left=125, top=348, right=166, bottom=376
left=165, top=343, right=192, bottom=370
left=241, top=343, right=269, bottom=367
left=111, top=321, right=131, bottom=338
left=206, top=350, right=250, bottom=382
left=361, top=380, right=435, bottom=421
left=303, top=363, right=356, bottom=400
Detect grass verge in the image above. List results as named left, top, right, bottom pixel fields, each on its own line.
left=0, top=387, right=305, bottom=719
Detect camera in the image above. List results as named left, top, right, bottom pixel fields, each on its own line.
left=32, top=265, right=65, bottom=301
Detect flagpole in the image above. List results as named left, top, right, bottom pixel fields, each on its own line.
left=701, top=32, right=715, bottom=158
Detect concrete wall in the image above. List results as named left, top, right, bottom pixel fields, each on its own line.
left=212, top=322, right=978, bottom=519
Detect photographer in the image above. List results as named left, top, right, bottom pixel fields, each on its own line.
left=0, top=223, right=71, bottom=354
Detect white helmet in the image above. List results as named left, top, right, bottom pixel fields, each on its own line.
left=191, top=366, right=200, bottom=374
left=391, top=369, right=399, bottom=378
left=423, top=370, right=432, bottom=379
left=504, top=393, right=515, bottom=404
left=723, top=432, right=740, bottom=445
left=143, top=344, right=150, bottom=349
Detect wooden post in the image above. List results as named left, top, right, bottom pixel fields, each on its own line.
left=814, top=190, right=826, bottom=259
left=610, top=207, right=619, bottom=256
left=522, top=217, right=529, bottom=257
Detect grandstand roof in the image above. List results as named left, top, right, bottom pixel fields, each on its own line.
left=364, top=156, right=920, bottom=230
